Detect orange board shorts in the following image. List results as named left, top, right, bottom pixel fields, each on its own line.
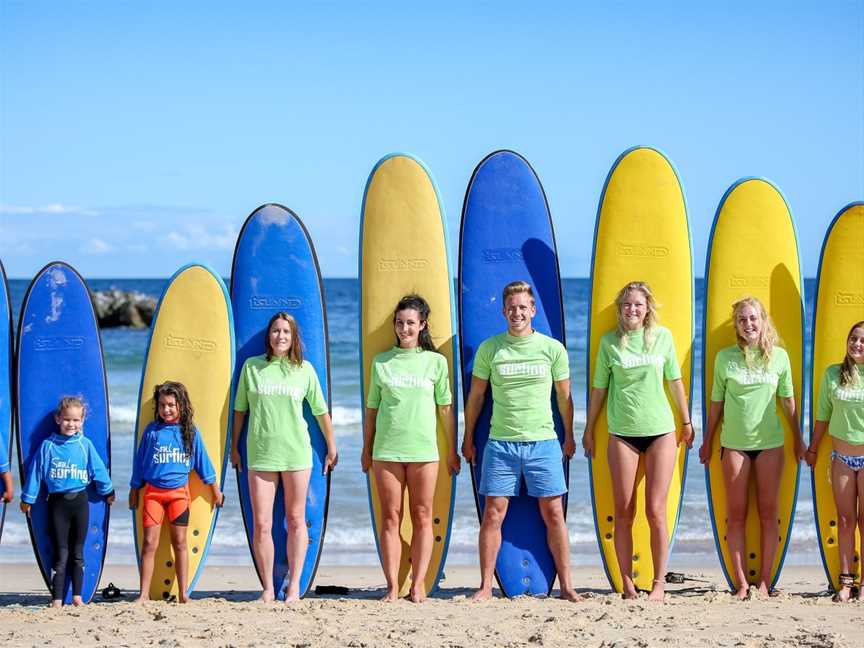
left=142, top=484, right=191, bottom=528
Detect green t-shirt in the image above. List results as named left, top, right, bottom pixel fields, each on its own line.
left=711, top=345, right=794, bottom=451
left=367, top=346, right=451, bottom=462
left=592, top=326, right=681, bottom=437
left=234, top=355, right=329, bottom=471
left=816, top=364, right=864, bottom=445
left=472, top=331, right=568, bottom=443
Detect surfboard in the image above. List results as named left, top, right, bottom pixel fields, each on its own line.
left=360, top=153, right=458, bottom=597
left=231, top=203, right=331, bottom=599
left=810, top=201, right=864, bottom=591
left=15, top=262, right=111, bottom=604
left=133, top=264, right=233, bottom=600
left=459, top=149, right=567, bottom=597
left=0, top=260, right=12, bottom=542
left=588, top=146, right=693, bottom=593
left=703, top=178, right=803, bottom=590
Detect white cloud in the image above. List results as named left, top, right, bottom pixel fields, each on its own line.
left=163, top=223, right=237, bottom=251
left=81, top=238, right=112, bottom=254
left=0, top=203, right=99, bottom=216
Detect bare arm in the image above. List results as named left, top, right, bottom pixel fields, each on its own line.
left=461, top=376, right=488, bottom=464
left=439, top=404, right=461, bottom=475
left=361, top=408, right=377, bottom=473
left=780, top=396, right=805, bottom=461
left=699, top=400, right=724, bottom=464
left=806, top=420, right=828, bottom=467
left=582, top=387, right=608, bottom=458
left=554, top=379, right=575, bottom=458
left=0, top=472, right=12, bottom=503
left=667, top=378, right=694, bottom=448
left=231, top=410, right=246, bottom=470
left=315, top=412, right=338, bottom=473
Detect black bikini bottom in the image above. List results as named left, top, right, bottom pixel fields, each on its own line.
left=721, top=447, right=763, bottom=461
left=611, top=431, right=671, bottom=454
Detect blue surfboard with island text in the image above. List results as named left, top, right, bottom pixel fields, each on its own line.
left=459, top=150, right=568, bottom=597
left=16, top=262, right=111, bottom=604
left=231, top=204, right=331, bottom=599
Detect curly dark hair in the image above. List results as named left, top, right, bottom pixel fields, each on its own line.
left=153, top=381, right=196, bottom=456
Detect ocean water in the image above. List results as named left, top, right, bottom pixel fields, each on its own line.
left=0, top=278, right=821, bottom=572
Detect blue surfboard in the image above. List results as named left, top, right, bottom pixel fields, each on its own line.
left=231, top=204, right=331, bottom=599
left=0, top=260, right=12, bottom=541
left=459, top=150, right=568, bottom=597
left=16, top=262, right=111, bottom=603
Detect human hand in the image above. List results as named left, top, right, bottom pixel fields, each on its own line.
left=698, top=443, right=711, bottom=465
left=447, top=451, right=461, bottom=476
left=582, top=429, right=594, bottom=459
left=324, top=449, right=338, bottom=474
left=562, top=436, right=576, bottom=459
left=679, top=422, right=694, bottom=449
left=461, top=440, right=476, bottom=465
left=106, top=493, right=116, bottom=506
left=360, top=448, right=372, bottom=473
left=20, top=501, right=31, bottom=516
left=231, top=448, right=242, bottom=472
left=128, top=488, right=139, bottom=510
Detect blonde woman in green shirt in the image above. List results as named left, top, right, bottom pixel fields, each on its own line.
left=806, top=320, right=864, bottom=602
left=231, top=312, right=338, bottom=602
left=361, top=295, right=459, bottom=603
left=584, top=281, right=693, bottom=602
left=698, top=297, right=804, bottom=599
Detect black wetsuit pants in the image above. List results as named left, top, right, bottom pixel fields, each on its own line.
left=48, top=490, right=89, bottom=600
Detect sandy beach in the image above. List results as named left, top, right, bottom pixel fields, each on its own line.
left=0, top=562, right=859, bottom=647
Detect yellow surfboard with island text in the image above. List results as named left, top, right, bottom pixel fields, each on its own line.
left=589, top=146, right=693, bottom=593
left=703, top=179, right=803, bottom=590
left=133, top=264, right=234, bottom=600
left=811, top=202, right=864, bottom=592
left=360, top=154, right=457, bottom=597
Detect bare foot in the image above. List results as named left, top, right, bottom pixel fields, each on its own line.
left=559, top=588, right=583, bottom=603
left=258, top=590, right=275, bottom=603
left=50, top=599, right=62, bottom=609
left=755, top=582, right=771, bottom=598
left=133, top=595, right=149, bottom=604
left=72, top=595, right=84, bottom=606
left=621, top=576, right=638, bottom=600
left=733, top=585, right=748, bottom=600
left=834, top=586, right=852, bottom=603
left=381, top=588, right=399, bottom=602
left=284, top=585, right=301, bottom=603
left=471, top=588, right=493, bottom=601
left=647, top=582, right=665, bottom=603
left=178, top=593, right=188, bottom=604
left=409, top=587, right=426, bottom=603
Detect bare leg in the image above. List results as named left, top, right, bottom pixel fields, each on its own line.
left=722, top=449, right=751, bottom=599
left=281, top=469, right=311, bottom=602
left=753, top=447, right=784, bottom=596
left=644, top=433, right=677, bottom=602
left=406, top=462, right=438, bottom=603
left=607, top=435, right=641, bottom=599
left=248, top=470, right=279, bottom=602
left=538, top=496, right=581, bottom=602
left=135, top=525, right=162, bottom=603
left=373, top=461, right=407, bottom=602
left=473, top=496, right=509, bottom=600
left=169, top=524, right=189, bottom=603
left=831, top=455, right=857, bottom=602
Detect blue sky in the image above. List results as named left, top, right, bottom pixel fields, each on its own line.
left=1, top=1, right=861, bottom=278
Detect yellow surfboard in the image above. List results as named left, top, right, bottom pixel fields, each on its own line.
left=811, top=202, right=864, bottom=591
left=133, top=264, right=234, bottom=600
left=589, top=146, right=693, bottom=593
left=703, top=178, right=803, bottom=590
left=360, top=153, right=457, bottom=597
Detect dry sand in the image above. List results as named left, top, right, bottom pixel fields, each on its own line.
left=0, top=562, right=860, bottom=647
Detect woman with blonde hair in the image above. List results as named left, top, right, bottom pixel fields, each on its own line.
left=584, top=281, right=692, bottom=601
left=699, top=296, right=804, bottom=599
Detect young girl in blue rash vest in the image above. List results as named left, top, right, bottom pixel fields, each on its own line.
left=806, top=321, right=864, bottom=602
left=20, top=396, right=115, bottom=608
left=129, top=381, right=224, bottom=604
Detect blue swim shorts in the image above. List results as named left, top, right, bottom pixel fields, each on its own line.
left=478, top=438, right=567, bottom=498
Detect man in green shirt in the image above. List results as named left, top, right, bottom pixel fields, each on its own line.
left=462, top=280, right=580, bottom=601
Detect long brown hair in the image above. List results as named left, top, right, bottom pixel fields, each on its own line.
left=840, top=320, right=864, bottom=387
left=153, top=381, right=196, bottom=456
left=265, top=312, right=304, bottom=366
left=393, top=294, right=436, bottom=352
left=731, top=296, right=779, bottom=367
left=614, top=281, right=658, bottom=351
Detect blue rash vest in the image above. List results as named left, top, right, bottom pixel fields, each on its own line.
left=130, top=421, right=216, bottom=490
left=21, top=432, right=113, bottom=503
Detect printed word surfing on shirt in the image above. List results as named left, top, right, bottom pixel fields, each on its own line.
left=620, top=353, right=664, bottom=369
left=49, top=459, right=88, bottom=483
left=385, top=374, right=434, bottom=391
left=497, top=363, right=549, bottom=378
left=257, top=382, right=305, bottom=399
left=727, top=362, right=780, bottom=387
left=153, top=444, right=191, bottom=467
